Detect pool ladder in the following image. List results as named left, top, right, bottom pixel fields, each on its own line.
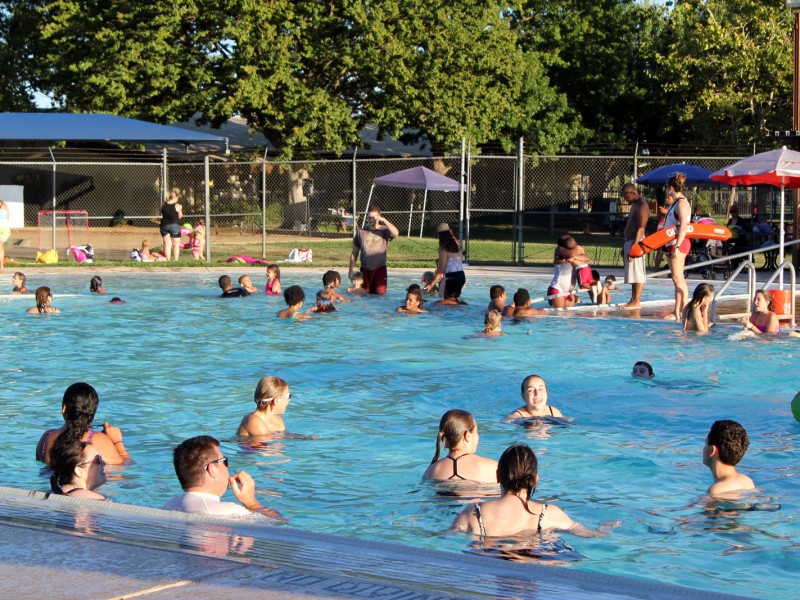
left=710, top=258, right=796, bottom=329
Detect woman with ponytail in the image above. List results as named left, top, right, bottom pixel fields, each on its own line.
left=450, top=444, right=617, bottom=537
left=664, top=172, right=691, bottom=321
left=423, top=409, right=497, bottom=483
left=49, top=440, right=107, bottom=500
left=36, top=382, right=130, bottom=466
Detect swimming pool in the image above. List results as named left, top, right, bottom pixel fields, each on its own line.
left=1, top=270, right=797, bottom=599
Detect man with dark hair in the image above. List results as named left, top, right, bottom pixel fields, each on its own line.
left=703, top=420, right=755, bottom=497
left=508, top=288, right=546, bottom=317
left=163, top=435, right=284, bottom=520
left=621, top=183, right=649, bottom=309
left=218, top=275, right=251, bottom=298
left=487, top=285, right=507, bottom=313
left=349, top=205, right=398, bottom=295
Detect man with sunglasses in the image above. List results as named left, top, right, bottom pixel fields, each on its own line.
left=163, top=435, right=284, bottom=520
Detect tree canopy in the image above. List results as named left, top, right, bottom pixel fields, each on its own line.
left=0, top=0, right=793, bottom=156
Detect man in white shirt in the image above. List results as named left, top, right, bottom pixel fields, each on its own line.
left=163, top=435, right=284, bottom=521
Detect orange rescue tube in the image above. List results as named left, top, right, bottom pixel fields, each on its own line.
left=628, top=223, right=732, bottom=258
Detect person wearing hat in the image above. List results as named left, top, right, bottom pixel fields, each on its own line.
left=349, top=205, right=399, bottom=294
left=424, top=223, right=465, bottom=296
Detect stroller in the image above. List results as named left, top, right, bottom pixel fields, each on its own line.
left=685, top=237, right=732, bottom=280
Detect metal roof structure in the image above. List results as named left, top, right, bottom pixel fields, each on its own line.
left=0, top=113, right=228, bottom=147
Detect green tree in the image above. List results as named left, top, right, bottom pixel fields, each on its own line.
left=353, top=1, right=575, bottom=155
left=0, top=2, right=39, bottom=110
left=510, top=0, right=670, bottom=147
left=659, top=0, right=791, bottom=145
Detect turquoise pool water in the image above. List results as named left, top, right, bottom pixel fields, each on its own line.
left=1, top=271, right=797, bottom=599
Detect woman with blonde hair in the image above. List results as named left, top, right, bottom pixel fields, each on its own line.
left=480, top=309, right=506, bottom=337
left=237, top=376, right=292, bottom=435
left=159, top=188, right=183, bottom=261
left=423, top=409, right=498, bottom=484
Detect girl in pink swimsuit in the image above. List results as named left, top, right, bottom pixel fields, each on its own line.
left=742, top=290, right=780, bottom=334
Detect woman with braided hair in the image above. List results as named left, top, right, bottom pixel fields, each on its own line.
left=36, top=382, right=130, bottom=466
left=450, top=444, right=618, bottom=537
left=422, top=409, right=497, bottom=484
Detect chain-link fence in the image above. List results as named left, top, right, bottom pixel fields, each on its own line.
left=0, top=148, right=792, bottom=266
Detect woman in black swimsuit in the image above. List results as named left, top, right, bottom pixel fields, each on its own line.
left=422, top=409, right=498, bottom=484
left=450, top=444, right=617, bottom=538
left=50, top=439, right=107, bottom=500
left=160, top=188, right=183, bottom=261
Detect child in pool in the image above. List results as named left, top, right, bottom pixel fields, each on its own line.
left=277, top=285, right=310, bottom=319
left=487, top=285, right=507, bottom=314
left=703, top=419, right=755, bottom=498
left=421, top=271, right=438, bottom=294
left=238, top=274, right=258, bottom=294
left=507, top=375, right=563, bottom=419
left=477, top=309, right=506, bottom=337
left=631, top=361, right=654, bottom=379
left=265, top=264, right=282, bottom=295
left=11, top=271, right=28, bottom=294
left=323, top=270, right=350, bottom=303
left=682, top=283, right=714, bottom=332
left=89, top=276, right=106, bottom=294
left=237, top=376, right=292, bottom=435
left=347, top=271, right=367, bottom=297
left=307, top=288, right=338, bottom=313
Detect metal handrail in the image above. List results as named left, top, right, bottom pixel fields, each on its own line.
left=711, top=260, right=756, bottom=323
left=648, top=238, right=800, bottom=280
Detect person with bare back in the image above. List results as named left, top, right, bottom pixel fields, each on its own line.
left=621, top=183, right=649, bottom=309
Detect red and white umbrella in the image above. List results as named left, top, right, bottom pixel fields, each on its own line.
left=711, top=147, right=800, bottom=288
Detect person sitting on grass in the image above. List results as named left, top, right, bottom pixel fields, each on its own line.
left=703, top=420, right=755, bottom=498
left=277, top=285, right=311, bottom=319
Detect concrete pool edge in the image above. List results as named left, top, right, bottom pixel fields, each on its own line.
left=0, top=486, right=755, bottom=600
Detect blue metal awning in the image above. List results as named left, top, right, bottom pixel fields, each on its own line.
left=0, top=113, right=228, bottom=145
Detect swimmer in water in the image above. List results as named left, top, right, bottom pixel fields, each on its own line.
left=423, top=409, right=498, bottom=484
left=631, top=361, right=654, bottom=379
left=507, top=375, right=563, bottom=419
left=237, top=376, right=292, bottom=435
left=703, top=419, right=755, bottom=498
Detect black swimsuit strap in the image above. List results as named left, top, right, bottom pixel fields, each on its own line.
left=447, top=453, right=470, bottom=480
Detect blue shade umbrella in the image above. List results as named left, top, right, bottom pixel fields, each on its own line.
left=636, top=163, right=716, bottom=186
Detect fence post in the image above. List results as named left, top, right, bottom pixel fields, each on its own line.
left=49, top=147, right=56, bottom=249
left=633, top=141, right=638, bottom=183
left=262, top=147, right=268, bottom=259
left=204, top=155, right=211, bottom=264
left=459, top=137, right=466, bottom=256
left=465, top=139, right=472, bottom=260
left=517, top=137, right=525, bottom=263
left=162, top=148, right=168, bottom=202
left=351, top=148, right=358, bottom=232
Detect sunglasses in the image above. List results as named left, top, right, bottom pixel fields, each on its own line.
left=205, top=456, right=228, bottom=469
left=79, top=455, right=104, bottom=467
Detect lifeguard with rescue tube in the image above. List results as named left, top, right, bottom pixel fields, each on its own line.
left=628, top=223, right=732, bottom=258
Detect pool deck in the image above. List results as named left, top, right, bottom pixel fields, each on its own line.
left=0, top=488, right=755, bottom=600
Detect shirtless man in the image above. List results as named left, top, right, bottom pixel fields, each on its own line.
left=621, top=183, right=649, bottom=309
left=703, top=420, right=755, bottom=498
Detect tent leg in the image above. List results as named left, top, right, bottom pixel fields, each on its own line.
left=419, top=191, right=428, bottom=238
left=362, top=186, right=374, bottom=228
left=407, top=198, right=413, bottom=237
